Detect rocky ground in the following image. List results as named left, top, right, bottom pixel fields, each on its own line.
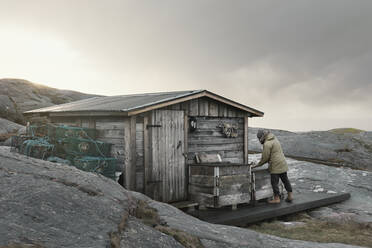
left=249, top=127, right=372, bottom=171
left=1, top=146, right=370, bottom=248
left=0, top=117, right=23, bottom=135
left=0, top=118, right=24, bottom=145
left=249, top=154, right=372, bottom=225
left=0, top=78, right=98, bottom=124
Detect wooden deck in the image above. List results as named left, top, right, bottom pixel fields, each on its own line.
left=188, top=192, right=350, bottom=226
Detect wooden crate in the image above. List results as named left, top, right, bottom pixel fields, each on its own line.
left=189, top=163, right=279, bottom=208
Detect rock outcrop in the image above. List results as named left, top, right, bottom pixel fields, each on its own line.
left=249, top=127, right=372, bottom=171
left=0, top=78, right=99, bottom=124
left=0, top=118, right=24, bottom=145
left=249, top=154, right=372, bottom=225
left=0, top=146, right=368, bottom=248
left=0, top=117, right=23, bottom=135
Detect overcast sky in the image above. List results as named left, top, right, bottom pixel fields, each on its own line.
left=1, top=0, right=371, bottom=131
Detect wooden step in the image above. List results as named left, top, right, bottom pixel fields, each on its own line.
left=171, top=201, right=199, bottom=210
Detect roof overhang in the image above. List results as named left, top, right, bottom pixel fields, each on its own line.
left=126, top=90, right=264, bottom=117
left=24, top=90, right=264, bottom=117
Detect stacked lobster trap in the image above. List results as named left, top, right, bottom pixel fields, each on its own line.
left=11, top=124, right=116, bottom=180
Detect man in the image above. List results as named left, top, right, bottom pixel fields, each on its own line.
left=252, top=129, right=293, bottom=203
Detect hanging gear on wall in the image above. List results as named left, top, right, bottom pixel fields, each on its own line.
left=217, top=122, right=238, bottom=138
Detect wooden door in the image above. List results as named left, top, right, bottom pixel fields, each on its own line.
left=149, top=110, right=186, bottom=202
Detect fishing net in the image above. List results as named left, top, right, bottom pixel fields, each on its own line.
left=21, top=138, right=54, bottom=159
left=73, top=156, right=116, bottom=180
left=48, top=125, right=97, bottom=141
left=58, top=137, right=112, bottom=157
left=46, top=156, right=72, bottom=165
left=19, top=123, right=117, bottom=180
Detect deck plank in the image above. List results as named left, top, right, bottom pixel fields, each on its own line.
left=189, top=192, right=350, bottom=226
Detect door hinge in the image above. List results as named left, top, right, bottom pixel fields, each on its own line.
left=146, top=124, right=162, bottom=129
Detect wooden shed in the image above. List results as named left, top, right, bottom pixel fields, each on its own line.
left=24, top=90, right=263, bottom=203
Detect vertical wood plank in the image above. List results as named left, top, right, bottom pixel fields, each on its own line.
left=199, top=98, right=209, bottom=116
left=173, top=111, right=178, bottom=201
left=244, top=116, right=249, bottom=164
left=151, top=110, right=160, bottom=201
left=219, top=104, right=228, bottom=117
left=236, top=111, right=245, bottom=118
left=184, top=113, right=188, bottom=199
left=181, top=101, right=190, bottom=115
left=160, top=111, right=166, bottom=201
left=150, top=110, right=186, bottom=202
left=136, top=122, right=144, bottom=193
left=130, top=116, right=137, bottom=190
left=171, top=103, right=181, bottom=110
left=189, top=99, right=199, bottom=116
left=227, top=107, right=236, bottom=117
left=164, top=111, right=170, bottom=202
left=76, top=118, right=82, bottom=127
left=124, top=116, right=137, bottom=190
left=209, top=101, right=218, bottom=117
left=123, top=117, right=130, bottom=189
left=157, top=110, right=164, bottom=201
left=88, top=118, right=96, bottom=129
left=144, top=115, right=149, bottom=195
left=180, top=111, right=186, bottom=199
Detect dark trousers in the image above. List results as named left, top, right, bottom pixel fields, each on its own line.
left=271, top=172, right=292, bottom=196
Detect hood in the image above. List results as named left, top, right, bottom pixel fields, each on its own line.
left=265, top=132, right=275, bottom=142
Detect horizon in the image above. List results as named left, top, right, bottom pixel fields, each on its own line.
left=2, top=77, right=372, bottom=133
left=1, top=1, right=371, bottom=131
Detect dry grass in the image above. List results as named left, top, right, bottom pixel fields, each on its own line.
left=109, top=206, right=131, bottom=248
left=109, top=232, right=121, bottom=248
left=155, top=225, right=204, bottom=248
left=0, top=133, right=16, bottom=142
left=135, top=200, right=162, bottom=227
left=248, top=214, right=372, bottom=248
left=0, top=244, right=44, bottom=248
left=329, top=128, right=365, bottom=134
left=135, top=200, right=205, bottom=248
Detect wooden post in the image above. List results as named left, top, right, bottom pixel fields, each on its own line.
left=124, top=116, right=137, bottom=190
left=76, top=118, right=82, bottom=127
left=244, top=116, right=249, bottom=164
left=184, top=113, right=189, bottom=199
left=88, top=118, right=96, bottom=129
left=143, top=115, right=149, bottom=195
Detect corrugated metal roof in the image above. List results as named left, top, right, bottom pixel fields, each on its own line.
left=25, top=90, right=203, bottom=113
left=24, top=89, right=264, bottom=116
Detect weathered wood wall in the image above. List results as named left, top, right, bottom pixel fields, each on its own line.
left=187, top=117, right=245, bottom=164
left=148, top=110, right=186, bottom=202
left=42, top=95, right=252, bottom=202
left=95, top=117, right=125, bottom=167
left=51, top=116, right=127, bottom=170
left=189, top=164, right=251, bottom=208
left=160, top=97, right=248, bottom=118
left=158, top=96, right=248, bottom=165
left=136, top=122, right=144, bottom=192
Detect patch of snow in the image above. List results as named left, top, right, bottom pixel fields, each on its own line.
left=313, top=185, right=324, bottom=192
left=327, top=190, right=337, bottom=194
left=279, top=221, right=306, bottom=228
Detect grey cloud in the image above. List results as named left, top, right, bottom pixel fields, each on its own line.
left=0, top=0, right=371, bottom=130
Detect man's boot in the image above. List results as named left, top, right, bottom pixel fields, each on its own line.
left=285, top=192, right=293, bottom=203
left=268, top=195, right=280, bottom=204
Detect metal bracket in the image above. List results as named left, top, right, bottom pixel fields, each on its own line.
left=146, top=124, right=162, bottom=129
left=215, top=176, right=220, bottom=187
